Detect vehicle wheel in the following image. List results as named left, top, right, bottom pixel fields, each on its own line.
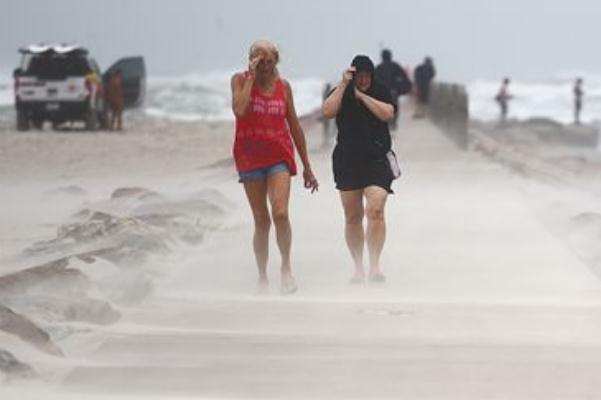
left=16, top=111, right=30, bottom=131
left=85, top=110, right=98, bottom=131
left=32, top=118, right=44, bottom=130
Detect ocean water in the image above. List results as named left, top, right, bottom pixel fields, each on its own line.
left=0, top=71, right=12, bottom=115
left=2, top=69, right=601, bottom=125
left=144, top=71, right=325, bottom=121
left=468, top=73, right=601, bottom=124
left=0, top=69, right=325, bottom=122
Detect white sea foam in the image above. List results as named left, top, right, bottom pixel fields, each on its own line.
left=143, top=71, right=325, bottom=122
left=0, top=69, right=326, bottom=122
left=5, top=67, right=601, bottom=125
left=468, top=73, right=601, bottom=124
left=0, top=70, right=14, bottom=117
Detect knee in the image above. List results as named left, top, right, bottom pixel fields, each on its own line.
left=366, top=206, right=385, bottom=222
left=271, top=208, right=289, bottom=225
left=254, top=214, right=271, bottom=232
left=345, top=211, right=364, bottom=226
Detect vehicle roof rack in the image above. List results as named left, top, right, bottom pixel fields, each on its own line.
left=18, top=44, right=89, bottom=55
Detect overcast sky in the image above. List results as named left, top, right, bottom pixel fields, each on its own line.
left=1, top=0, right=599, bottom=82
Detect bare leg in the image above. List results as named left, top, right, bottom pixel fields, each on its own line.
left=109, top=110, right=115, bottom=131
left=364, top=186, right=388, bottom=281
left=243, top=179, right=271, bottom=287
left=266, top=171, right=296, bottom=293
left=116, top=110, right=123, bottom=131
left=340, top=190, right=365, bottom=282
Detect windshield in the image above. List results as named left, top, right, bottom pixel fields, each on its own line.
left=22, top=54, right=92, bottom=79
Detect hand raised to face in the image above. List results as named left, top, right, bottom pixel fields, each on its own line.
left=342, top=66, right=356, bottom=86
left=248, top=55, right=263, bottom=78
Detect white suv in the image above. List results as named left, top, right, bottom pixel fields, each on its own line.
left=14, top=44, right=145, bottom=131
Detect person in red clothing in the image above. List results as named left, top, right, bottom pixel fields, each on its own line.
left=106, top=70, right=124, bottom=131
left=231, top=40, right=318, bottom=294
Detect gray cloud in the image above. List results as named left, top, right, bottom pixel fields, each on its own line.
left=1, top=0, right=599, bottom=82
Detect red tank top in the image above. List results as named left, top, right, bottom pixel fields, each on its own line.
left=233, top=75, right=297, bottom=175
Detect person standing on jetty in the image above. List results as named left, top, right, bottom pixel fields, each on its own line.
left=231, top=40, right=319, bottom=295
left=413, top=57, right=436, bottom=118
left=106, top=70, right=124, bottom=131
left=495, top=77, right=512, bottom=123
left=574, top=78, right=584, bottom=125
left=322, top=55, right=396, bottom=284
left=375, top=49, right=412, bottom=130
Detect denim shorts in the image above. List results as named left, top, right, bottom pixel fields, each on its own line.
left=238, top=162, right=290, bottom=183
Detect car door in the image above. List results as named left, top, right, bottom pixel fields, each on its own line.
left=103, top=57, right=146, bottom=109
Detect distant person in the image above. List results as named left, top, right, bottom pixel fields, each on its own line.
left=106, top=70, right=124, bottom=131
left=231, top=40, right=319, bottom=295
left=321, top=82, right=334, bottom=149
left=413, top=57, right=436, bottom=118
left=495, top=77, right=512, bottom=122
left=322, top=55, right=397, bottom=284
left=375, top=49, right=412, bottom=130
left=574, top=78, right=584, bottom=125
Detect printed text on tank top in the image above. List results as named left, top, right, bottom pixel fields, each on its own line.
left=233, top=75, right=297, bottom=175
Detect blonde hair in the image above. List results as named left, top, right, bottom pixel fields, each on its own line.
left=248, top=40, right=280, bottom=63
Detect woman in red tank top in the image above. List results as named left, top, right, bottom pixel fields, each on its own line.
left=231, top=40, right=318, bottom=294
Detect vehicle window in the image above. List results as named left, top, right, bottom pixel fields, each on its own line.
left=25, top=54, right=92, bottom=79
left=20, top=54, right=33, bottom=71
left=65, top=57, right=92, bottom=76
left=89, top=58, right=102, bottom=75
left=109, top=58, right=145, bottom=79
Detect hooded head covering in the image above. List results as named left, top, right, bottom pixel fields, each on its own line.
left=351, top=55, right=375, bottom=76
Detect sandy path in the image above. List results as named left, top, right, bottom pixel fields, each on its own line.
left=22, top=117, right=601, bottom=399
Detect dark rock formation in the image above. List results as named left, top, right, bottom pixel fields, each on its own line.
left=0, top=349, right=36, bottom=380
left=0, top=304, right=63, bottom=356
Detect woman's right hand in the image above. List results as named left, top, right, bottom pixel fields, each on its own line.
left=248, top=55, right=262, bottom=79
left=342, top=66, right=355, bottom=86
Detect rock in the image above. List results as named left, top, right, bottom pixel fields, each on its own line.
left=7, top=295, right=121, bottom=325
left=111, top=187, right=161, bottom=200
left=49, top=185, right=87, bottom=196
left=0, top=349, right=36, bottom=380
left=26, top=212, right=171, bottom=266
left=0, top=304, right=63, bottom=356
left=0, top=258, right=86, bottom=296
left=571, top=212, right=601, bottom=227
left=430, top=82, right=469, bottom=149
left=567, top=212, right=601, bottom=279
left=523, top=117, right=564, bottom=131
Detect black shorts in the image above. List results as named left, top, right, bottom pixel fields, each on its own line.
left=333, top=148, right=393, bottom=194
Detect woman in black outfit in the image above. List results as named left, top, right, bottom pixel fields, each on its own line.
left=322, top=55, right=396, bottom=283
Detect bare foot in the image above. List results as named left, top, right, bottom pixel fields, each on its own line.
left=368, top=270, right=386, bottom=284
left=349, top=269, right=365, bottom=284
left=280, top=272, right=298, bottom=295
left=257, top=275, right=269, bottom=294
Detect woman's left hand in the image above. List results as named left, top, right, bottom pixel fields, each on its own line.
left=354, top=87, right=366, bottom=101
left=303, top=168, right=319, bottom=194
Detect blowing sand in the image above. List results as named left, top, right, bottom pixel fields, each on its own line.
left=3, top=113, right=601, bottom=399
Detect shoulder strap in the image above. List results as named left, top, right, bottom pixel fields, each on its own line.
left=276, top=78, right=288, bottom=101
